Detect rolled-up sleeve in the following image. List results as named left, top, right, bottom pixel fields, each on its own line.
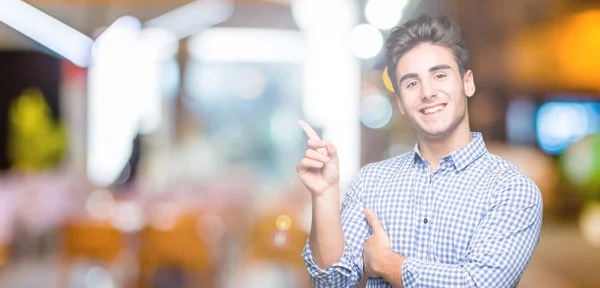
left=302, top=166, right=373, bottom=287
left=401, top=173, right=543, bottom=288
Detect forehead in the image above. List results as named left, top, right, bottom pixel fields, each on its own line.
left=395, top=43, right=458, bottom=77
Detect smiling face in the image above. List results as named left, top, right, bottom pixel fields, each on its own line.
left=394, top=43, right=475, bottom=140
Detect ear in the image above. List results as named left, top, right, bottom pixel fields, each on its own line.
left=463, top=70, right=476, bottom=97
left=395, top=94, right=406, bottom=115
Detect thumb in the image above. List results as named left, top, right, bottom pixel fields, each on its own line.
left=324, top=141, right=339, bottom=163
left=365, top=208, right=385, bottom=235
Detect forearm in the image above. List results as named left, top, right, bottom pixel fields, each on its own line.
left=375, top=252, right=473, bottom=288
left=379, top=251, right=405, bottom=288
left=400, top=257, right=475, bottom=288
left=309, top=185, right=345, bottom=269
left=302, top=166, right=372, bottom=287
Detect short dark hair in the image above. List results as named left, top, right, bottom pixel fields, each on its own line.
left=385, top=14, right=469, bottom=94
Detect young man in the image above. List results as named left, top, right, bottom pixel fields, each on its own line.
left=297, top=15, right=542, bottom=287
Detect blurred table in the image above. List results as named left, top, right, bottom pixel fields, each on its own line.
left=520, top=220, right=600, bottom=288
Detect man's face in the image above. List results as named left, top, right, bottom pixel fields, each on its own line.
left=394, top=43, right=475, bottom=139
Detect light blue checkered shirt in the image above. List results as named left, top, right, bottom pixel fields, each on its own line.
left=303, top=132, right=543, bottom=287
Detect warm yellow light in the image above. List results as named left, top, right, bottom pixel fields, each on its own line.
left=506, top=9, right=600, bottom=92
left=276, top=215, right=292, bottom=231
left=382, top=66, right=395, bottom=93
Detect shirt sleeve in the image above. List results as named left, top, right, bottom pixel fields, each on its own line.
left=302, top=165, right=373, bottom=287
left=401, top=172, right=543, bottom=288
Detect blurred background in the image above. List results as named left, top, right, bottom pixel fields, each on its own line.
left=0, top=0, right=599, bottom=287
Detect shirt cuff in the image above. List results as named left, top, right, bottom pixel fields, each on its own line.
left=302, top=242, right=363, bottom=280
left=402, top=257, right=426, bottom=287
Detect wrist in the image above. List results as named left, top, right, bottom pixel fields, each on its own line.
left=312, top=184, right=340, bottom=201
left=378, top=250, right=406, bottom=281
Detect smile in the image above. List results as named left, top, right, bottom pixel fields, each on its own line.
left=420, top=104, right=447, bottom=115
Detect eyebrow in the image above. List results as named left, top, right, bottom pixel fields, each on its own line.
left=397, top=64, right=453, bottom=85
left=430, top=64, right=452, bottom=72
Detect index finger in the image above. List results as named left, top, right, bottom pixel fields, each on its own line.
left=298, top=120, right=321, bottom=141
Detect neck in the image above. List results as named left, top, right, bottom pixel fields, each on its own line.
left=417, top=121, right=472, bottom=172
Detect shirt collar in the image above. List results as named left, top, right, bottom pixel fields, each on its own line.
left=412, top=132, right=488, bottom=171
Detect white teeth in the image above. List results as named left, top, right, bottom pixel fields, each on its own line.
left=422, top=104, right=445, bottom=115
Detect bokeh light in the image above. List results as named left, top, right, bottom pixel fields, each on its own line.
left=360, top=94, right=393, bottom=129
left=275, top=215, right=292, bottom=231
left=349, top=24, right=383, bottom=59
left=536, top=101, right=600, bottom=155
left=109, top=201, right=144, bottom=233
left=561, top=134, right=600, bottom=194
left=85, top=189, right=115, bottom=220
left=365, top=0, right=407, bottom=30
left=84, top=266, right=114, bottom=288
left=271, top=230, right=290, bottom=249
left=579, top=202, right=600, bottom=248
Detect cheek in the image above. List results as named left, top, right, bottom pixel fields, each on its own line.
left=436, top=83, right=464, bottom=104
left=400, top=92, right=420, bottom=107
left=436, top=80, right=460, bottom=93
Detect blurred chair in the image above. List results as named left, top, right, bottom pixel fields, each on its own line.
left=137, top=212, right=215, bottom=288
left=0, top=244, right=6, bottom=267
left=236, top=206, right=311, bottom=288
left=59, top=220, right=125, bottom=286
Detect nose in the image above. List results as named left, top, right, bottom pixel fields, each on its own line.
left=420, top=80, right=437, bottom=99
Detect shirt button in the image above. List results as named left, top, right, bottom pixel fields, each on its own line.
left=424, top=218, right=428, bottom=224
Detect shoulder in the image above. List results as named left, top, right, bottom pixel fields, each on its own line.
left=481, top=152, right=542, bottom=206
left=348, top=151, right=413, bottom=190
left=361, top=151, right=414, bottom=179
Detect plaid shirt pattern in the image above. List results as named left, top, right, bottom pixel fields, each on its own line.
left=303, top=132, right=543, bottom=287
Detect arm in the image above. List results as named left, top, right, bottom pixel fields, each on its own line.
left=377, top=173, right=543, bottom=287
left=308, top=185, right=344, bottom=269
left=296, top=120, right=371, bottom=287
left=302, top=167, right=372, bottom=287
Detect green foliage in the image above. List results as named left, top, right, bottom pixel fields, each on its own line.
left=7, top=88, right=66, bottom=171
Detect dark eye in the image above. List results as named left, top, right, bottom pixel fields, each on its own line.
left=434, top=73, right=447, bottom=79
left=406, top=81, right=418, bottom=89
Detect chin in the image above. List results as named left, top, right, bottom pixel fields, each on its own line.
left=419, top=126, right=452, bottom=139
left=422, top=131, right=450, bottom=139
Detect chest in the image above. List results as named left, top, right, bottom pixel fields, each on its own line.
left=365, top=165, right=493, bottom=264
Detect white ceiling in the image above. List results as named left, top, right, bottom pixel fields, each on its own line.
left=0, top=1, right=298, bottom=51
left=0, top=3, right=189, bottom=49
